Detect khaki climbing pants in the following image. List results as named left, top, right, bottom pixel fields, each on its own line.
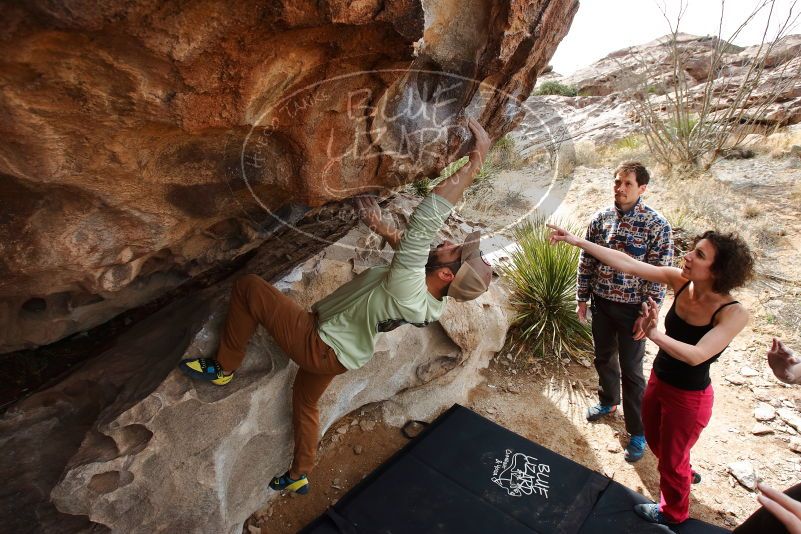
left=216, top=274, right=346, bottom=476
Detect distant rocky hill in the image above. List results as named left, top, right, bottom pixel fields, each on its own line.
left=520, top=33, right=801, bottom=149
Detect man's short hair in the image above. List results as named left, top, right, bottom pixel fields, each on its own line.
left=614, top=161, right=650, bottom=186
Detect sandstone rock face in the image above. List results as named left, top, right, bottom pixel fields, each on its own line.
left=0, top=0, right=577, bottom=352
left=523, top=33, right=801, bottom=148
left=0, top=194, right=512, bottom=533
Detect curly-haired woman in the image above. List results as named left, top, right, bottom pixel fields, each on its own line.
left=548, top=224, right=755, bottom=526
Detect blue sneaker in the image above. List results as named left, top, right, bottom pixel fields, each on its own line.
left=269, top=471, right=309, bottom=495
left=625, top=434, right=647, bottom=463
left=634, top=503, right=678, bottom=526
left=586, top=404, right=617, bottom=421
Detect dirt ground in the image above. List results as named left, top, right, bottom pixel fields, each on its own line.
left=248, top=147, right=801, bottom=533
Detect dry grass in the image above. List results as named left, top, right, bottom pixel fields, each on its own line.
left=489, top=135, right=526, bottom=173
left=751, top=128, right=801, bottom=158
left=555, top=144, right=577, bottom=179
left=666, top=174, right=735, bottom=230
left=600, top=134, right=653, bottom=164
left=573, top=141, right=602, bottom=168
left=522, top=143, right=577, bottom=179
left=524, top=151, right=551, bottom=167
left=464, top=178, right=495, bottom=206
left=501, top=188, right=530, bottom=211
left=792, top=182, right=801, bottom=203
left=743, top=203, right=762, bottom=219
left=662, top=173, right=790, bottom=257
left=664, top=206, right=698, bottom=233
left=750, top=217, right=788, bottom=248
left=552, top=135, right=656, bottom=173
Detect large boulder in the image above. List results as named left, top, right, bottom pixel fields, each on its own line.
left=0, top=194, right=512, bottom=533
left=0, top=0, right=578, bottom=352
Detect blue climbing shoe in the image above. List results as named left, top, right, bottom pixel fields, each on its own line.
left=624, top=434, right=647, bottom=463
left=586, top=403, right=617, bottom=421
left=634, top=503, right=678, bottom=526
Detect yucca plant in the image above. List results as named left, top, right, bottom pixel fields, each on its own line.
left=498, top=217, right=592, bottom=366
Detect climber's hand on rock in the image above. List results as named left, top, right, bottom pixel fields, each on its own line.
left=467, top=117, right=490, bottom=169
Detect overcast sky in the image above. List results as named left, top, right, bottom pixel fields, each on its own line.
left=550, top=0, right=800, bottom=75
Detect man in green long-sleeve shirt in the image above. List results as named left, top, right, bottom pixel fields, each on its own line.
left=179, top=118, right=493, bottom=495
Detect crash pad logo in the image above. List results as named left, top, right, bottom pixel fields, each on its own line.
left=491, top=449, right=551, bottom=498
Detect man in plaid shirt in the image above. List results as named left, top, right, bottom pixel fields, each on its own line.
left=578, top=161, right=673, bottom=463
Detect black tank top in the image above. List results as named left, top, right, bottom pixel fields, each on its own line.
left=653, top=282, right=739, bottom=390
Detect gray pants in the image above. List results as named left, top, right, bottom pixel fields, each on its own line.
left=591, top=296, right=646, bottom=436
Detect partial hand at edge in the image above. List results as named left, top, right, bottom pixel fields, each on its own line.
left=757, top=482, right=801, bottom=534
left=767, top=338, right=801, bottom=385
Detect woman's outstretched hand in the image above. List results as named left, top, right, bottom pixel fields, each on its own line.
left=547, top=224, right=579, bottom=246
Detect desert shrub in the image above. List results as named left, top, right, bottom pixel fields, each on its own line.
left=664, top=206, right=695, bottom=231
left=475, top=158, right=500, bottom=183
left=750, top=218, right=786, bottom=248
left=664, top=173, right=735, bottom=229
left=743, top=203, right=762, bottom=219
left=502, top=189, right=529, bottom=210
left=475, top=135, right=524, bottom=184
left=535, top=81, right=578, bottom=97
left=498, top=218, right=592, bottom=365
left=493, top=135, right=516, bottom=152
left=603, top=134, right=651, bottom=163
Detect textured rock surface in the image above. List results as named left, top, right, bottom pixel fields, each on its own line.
left=728, top=460, right=758, bottom=491
left=0, top=194, right=511, bottom=533
left=520, top=33, right=801, bottom=149
left=0, top=0, right=578, bottom=352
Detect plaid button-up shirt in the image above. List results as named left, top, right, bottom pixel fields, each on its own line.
left=577, top=198, right=673, bottom=306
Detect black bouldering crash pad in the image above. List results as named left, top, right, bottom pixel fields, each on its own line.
left=302, top=404, right=730, bottom=534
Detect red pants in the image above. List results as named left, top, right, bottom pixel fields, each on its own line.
left=641, top=372, right=714, bottom=523
left=216, top=274, right=346, bottom=476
